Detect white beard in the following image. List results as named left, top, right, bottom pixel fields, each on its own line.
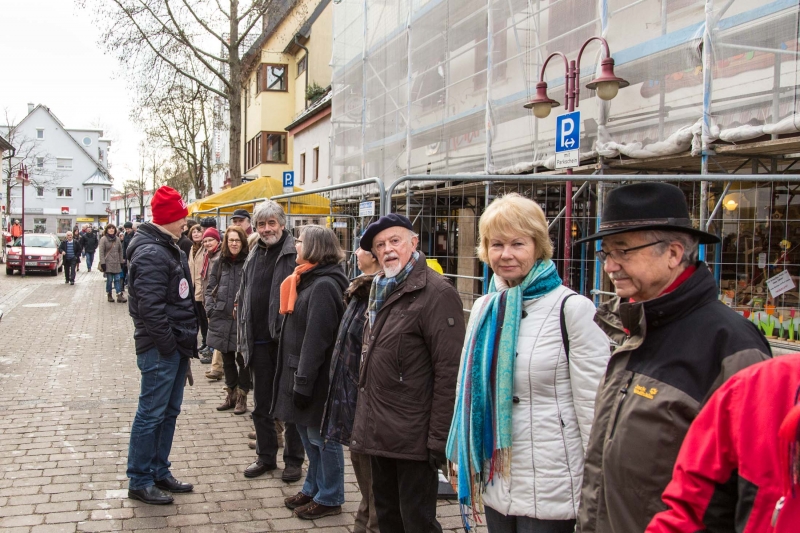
left=261, top=233, right=279, bottom=246
left=383, top=264, right=402, bottom=278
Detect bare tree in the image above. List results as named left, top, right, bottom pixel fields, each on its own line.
left=80, top=0, right=290, bottom=189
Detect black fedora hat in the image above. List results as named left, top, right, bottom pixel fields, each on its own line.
left=575, top=182, right=720, bottom=244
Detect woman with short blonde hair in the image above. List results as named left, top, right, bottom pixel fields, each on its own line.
left=448, top=193, right=610, bottom=532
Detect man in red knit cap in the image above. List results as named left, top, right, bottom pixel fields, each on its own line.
left=125, top=186, right=198, bottom=505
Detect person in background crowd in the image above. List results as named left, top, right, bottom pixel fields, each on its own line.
left=126, top=186, right=197, bottom=505
left=231, top=209, right=253, bottom=235
left=11, top=219, right=22, bottom=241
left=81, top=224, right=99, bottom=272
left=205, top=225, right=251, bottom=414
left=575, top=183, right=772, bottom=533
left=321, top=245, right=382, bottom=533
left=73, top=227, right=81, bottom=271
left=645, top=353, right=800, bottom=533
left=99, top=224, right=127, bottom=303
left=273, top=225, right=348, bottom=520
left=447, top=194, right=610, bottom=533
left=187, top=222, right=211, bottom=359
left=121, top=222, right=135, bottom=291
left=199, top=227, right=221, bottom=366
left=177, top=218, right=194, bottom=259
left=200, top=216, right=217, bottom=230
left=349, top=213, right=466, bottom=533
left=58, top=230, right=82, bottom=285
left=236, top=200, right=305, bottom=482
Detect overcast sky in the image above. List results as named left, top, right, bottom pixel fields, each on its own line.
left=0, top=0, right=142, bottom=184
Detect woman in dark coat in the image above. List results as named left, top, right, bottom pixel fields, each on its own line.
left=272, top=225, right=348, bottom=520
left=205, top=225, right=250, bottom=414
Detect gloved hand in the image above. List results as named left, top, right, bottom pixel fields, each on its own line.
left=293, top=390, right=312, bottom=409
left=428, top=449, right=447, bottom=472
left=185, top=361, right=194, bottom=386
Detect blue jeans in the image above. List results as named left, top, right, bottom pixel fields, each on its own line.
left=105, top=272, right=122, bottom=293
left=127, top=348, right=188, bottom=490
left=85, top=251, right=95, bottom=270
left=296, top=424, right=345, bottom=507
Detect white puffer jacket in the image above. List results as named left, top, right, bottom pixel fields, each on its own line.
left=468, top=283, right=610, bottom=520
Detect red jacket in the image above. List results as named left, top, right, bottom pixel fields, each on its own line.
left=646, top=354, right=800, bottom=533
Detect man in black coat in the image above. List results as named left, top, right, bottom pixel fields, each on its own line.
left=121, top=221, right=135, bottom=290
left=58, top=231, right=83, bottom=285
left=125, top=186, right=198, bottom=506
left=80, top=225, right=99, bottom=272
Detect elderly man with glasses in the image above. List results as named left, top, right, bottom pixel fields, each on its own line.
left=575, top=183, right=772, bottom=533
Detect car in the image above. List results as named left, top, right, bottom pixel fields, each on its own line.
left=6, top=234, right=63, bottom=276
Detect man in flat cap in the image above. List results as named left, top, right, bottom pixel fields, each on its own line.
left=231, top=209, right=253, bottom=236
left=576, top=182, right=771, bottom=533
left=349, top=214, right=466, bottom=533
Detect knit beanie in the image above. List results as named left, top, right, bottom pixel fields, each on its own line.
left=202, top=227, right=221, bottom=242
left=151, top=186, right=188, bottom=225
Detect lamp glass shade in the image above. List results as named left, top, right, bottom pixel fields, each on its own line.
left=595, top=80, right=620, bottom=101
left=724, top=199, right=738, bottom=211
left=532, top=102, right=553, bottom=119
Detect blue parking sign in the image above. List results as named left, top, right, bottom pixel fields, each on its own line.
left=283, top=171, right=295, bottom=188
left=555, top=111, right=581, bottom=153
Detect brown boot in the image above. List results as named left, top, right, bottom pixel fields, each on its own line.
left=107, top=292, right=114, bottom=302
left=116, top=292, right=127, bottom=303
left=234, top=389, right=248, bottom=415
left=276, top=419, right=285, bottom=448
left=216, top=388, right=235, bottom=411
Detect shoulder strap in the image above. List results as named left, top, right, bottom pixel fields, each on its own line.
left=560, top=292, right=577, bottom=363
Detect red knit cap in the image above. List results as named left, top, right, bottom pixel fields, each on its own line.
left=202, top=227, right=221, bottom=242
left=151, top=186, right=188, bottom=225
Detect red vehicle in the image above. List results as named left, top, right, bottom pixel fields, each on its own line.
left=6, top=234, right=63, bottom=276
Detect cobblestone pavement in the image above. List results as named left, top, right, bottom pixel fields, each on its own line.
left=0, top=268, right=476, bottom=533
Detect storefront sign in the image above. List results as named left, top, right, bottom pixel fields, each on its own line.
left=76, top=217, right=94, bottom=222
left=26, top=207, right=44, bottom=214
left=331, top=221, right=347, bottom=228
left=61, top=207, right=70, bottom=215
left=359, top=201, right=375, bottom=217
left=766, top=270, right=796, bottom=299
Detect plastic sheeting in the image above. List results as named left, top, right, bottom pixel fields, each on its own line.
left=331, top=0, right=800, bottom=181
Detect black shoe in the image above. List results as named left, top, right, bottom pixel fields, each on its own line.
left=65, top=280, right=69, bottom=284
left=70, top=281, right=74, bottom=285
left=199, top=355, right=212, bottom=364
left=244, top=460, right=277, bottom=478
left=127, top=485, right=174, bottom=505
left=154, top=475, right=193, bottom=493
left=282, top=464, right=303, bottom=482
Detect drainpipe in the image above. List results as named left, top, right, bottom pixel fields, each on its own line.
left=295, top=35, right=310, bottom=109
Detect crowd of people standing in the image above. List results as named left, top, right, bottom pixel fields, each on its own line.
left=119, top=184, right=798, bottom=533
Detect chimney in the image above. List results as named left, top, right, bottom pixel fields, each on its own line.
left=27, top=103, right=34, bottom=114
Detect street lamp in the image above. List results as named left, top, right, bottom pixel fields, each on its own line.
left=524, top=36, right=629, bottom=287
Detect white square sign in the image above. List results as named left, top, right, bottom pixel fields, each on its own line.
left=766, top=270, right=795, bottom=299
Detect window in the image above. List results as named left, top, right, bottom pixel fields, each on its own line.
left=36, top=129, right=44, bottom=139
left=102, top=188, right=110, bottom=202
left=57, top=188, right=72, bottom=198
left=82, top=136, right=92, bottom=146
left=246, top=132, right=288, bottom=168
left=297, top=55, right=307, bottom=78
left=86, top=188, right=94, bottom=202
left=35, top=186, right=44, bottom=197
left=299, top=153, right=306, bottom=185
left=36, top=157, right=44, bottom=168
left=258, top=64, right=288, bottom=92
left=33, top=218, right=47, bottom=233
left=313, top=147, right=320, bottom=182
left=56, top=158, right=73, bottom=170
left=265, top=133, right=287, bottom=163
left=57, top=218, right=72, bottom=234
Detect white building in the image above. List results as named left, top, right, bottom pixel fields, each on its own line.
left=4, top=104, right=113, bottom=234
left=109, top=190, right=153, bottom=226
left=286, top=90, right=332, bottom=192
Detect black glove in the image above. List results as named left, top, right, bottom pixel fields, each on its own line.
left=293, top=390, right=313, bottom=410
left=428, top=449, right=447, bottom=472
left=185, top=361, right=194, bottom=387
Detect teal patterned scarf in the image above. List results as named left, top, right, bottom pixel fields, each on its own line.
left=446, top=259, right=562, bottom=529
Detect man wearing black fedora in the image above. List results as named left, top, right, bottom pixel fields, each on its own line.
left=575, top=183, right=771, bottom=533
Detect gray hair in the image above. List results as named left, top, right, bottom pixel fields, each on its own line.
left=300, top=225, right=345, bottom=265
left=253, top=200, right=286, bottom=227
left=644, top=230, right=700, bottom=266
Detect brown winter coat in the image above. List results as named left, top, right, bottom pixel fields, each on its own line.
left=189, top=246, right=205, bottom=302
left=98, top=234, right=124, bottom=274
left=349, top=253, right=466, bottom=461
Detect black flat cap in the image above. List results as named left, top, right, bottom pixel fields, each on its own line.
left=360, top=213, right=413, bottom=252
left=200, top=216, right=217, bottom=228
left=575, top=182, right=720, bottom=244
left=123, top=221, right=133, bottom=229
left=231, top=209, right=251, bottom=220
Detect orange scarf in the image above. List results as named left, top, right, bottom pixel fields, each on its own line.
left=280, top=263, right=316, bottom=314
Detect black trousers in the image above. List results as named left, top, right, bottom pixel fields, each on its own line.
left=250, top=342, right=305, bottom=468
left=371, top=455, right=442, bottom=533
left=484, top=506, right=576, bottom=533
left=120, top=263, right=128, bottom=289
left=194, top=300, right=208, bottom=344
left=64, top=258, right=77, bottom=282
left=222, top=351, right=252, bottom=392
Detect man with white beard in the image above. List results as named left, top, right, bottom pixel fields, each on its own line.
left=349, top=213, right=466, bottom=533
left=235, top=200, right=305, bottom=481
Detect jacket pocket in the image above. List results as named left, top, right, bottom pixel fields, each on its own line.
left=367, top=385, right=429, bottom=456
left=287, top=354, right=300, bottom=369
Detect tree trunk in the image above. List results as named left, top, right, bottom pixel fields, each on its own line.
left=228, top=0, right=242, bottom=189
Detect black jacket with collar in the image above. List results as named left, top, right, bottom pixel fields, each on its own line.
left=126, top=223, right=198, bottom=359
left=59, top=238, right=83, bottom=258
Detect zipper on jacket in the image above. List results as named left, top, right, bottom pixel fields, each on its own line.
left=772, top=496, right=785, bottom=526
left=397, top=349, right=404, bottom=382
left=609, top=374, right=634, bottom=440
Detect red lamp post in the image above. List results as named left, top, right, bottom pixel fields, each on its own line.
left=17, top=164, right=30, bottom=277
left=524, top=36, right=628, bottom=287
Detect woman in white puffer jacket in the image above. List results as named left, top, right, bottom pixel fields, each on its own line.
left=447, top=193, right=610, bottom=533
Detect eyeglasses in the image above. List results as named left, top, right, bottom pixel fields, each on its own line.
left=373, top=236, right=405, bottom=253
left=295, top=239, right=302, bottom=244
left=227, top=239, right=242, bottom=244
left=596, top=241, right=664, bottom=263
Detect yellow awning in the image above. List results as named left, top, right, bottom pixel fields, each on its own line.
left=187, top=177, right=329, bottom=216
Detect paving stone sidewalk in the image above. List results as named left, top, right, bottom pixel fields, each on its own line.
left=0, top=269, right=475, bottom=533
